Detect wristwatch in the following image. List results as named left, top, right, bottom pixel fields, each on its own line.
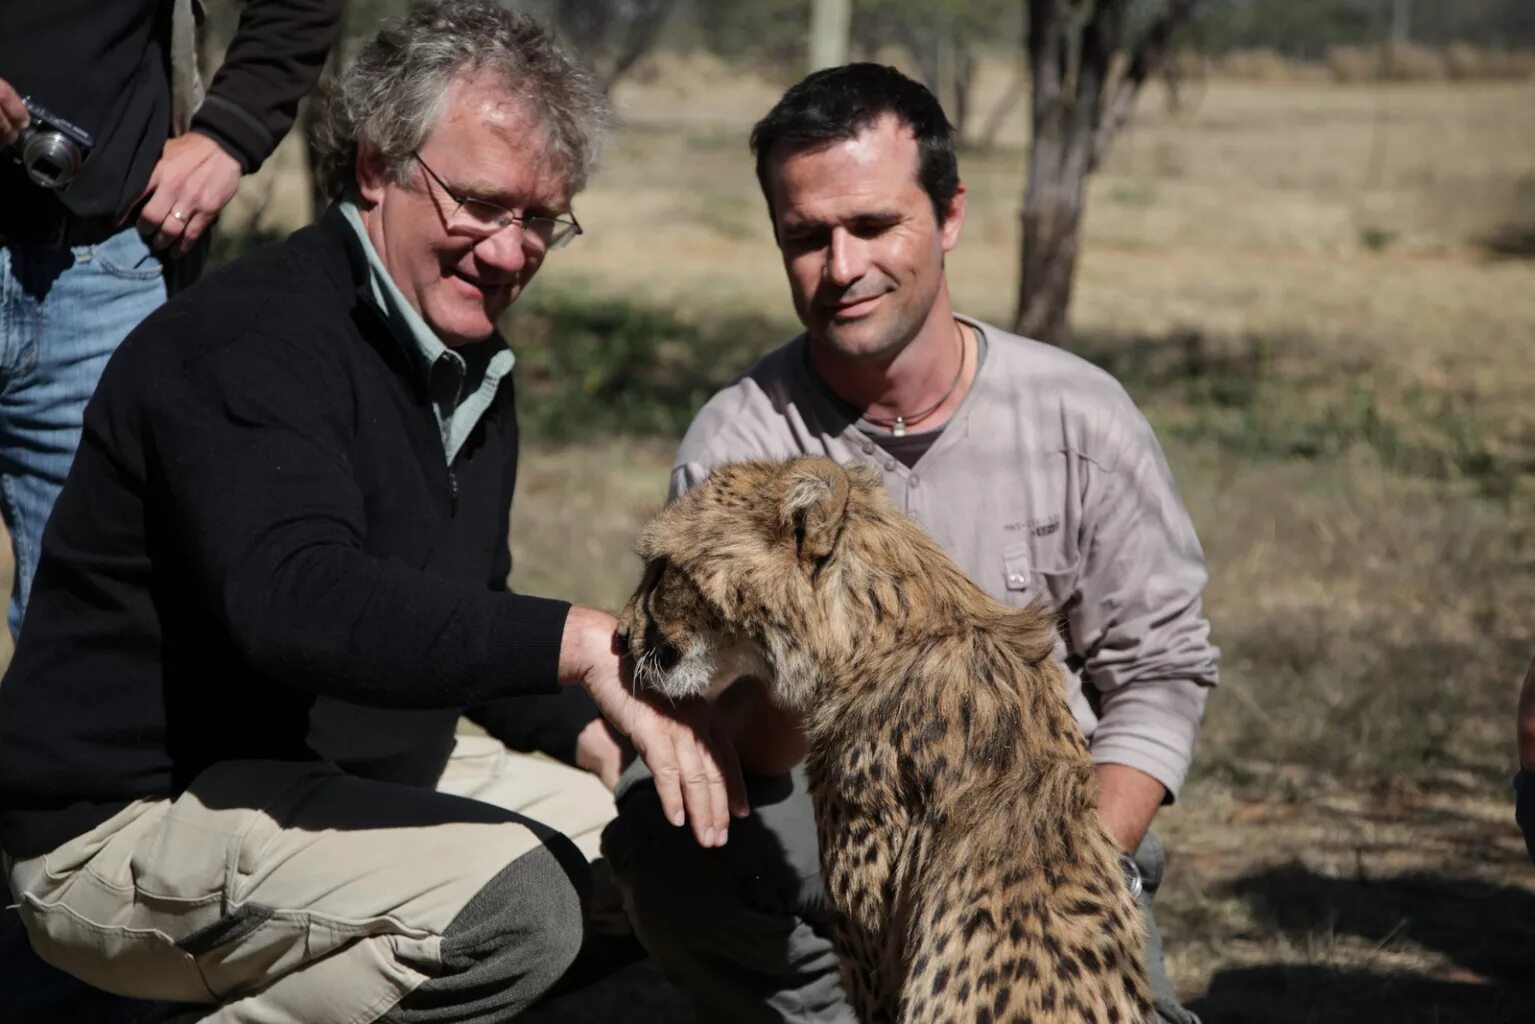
left=1119, top=851, right=1144, bottom=900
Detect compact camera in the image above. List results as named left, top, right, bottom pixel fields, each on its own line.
left=9, top=98, right=94, bottom=190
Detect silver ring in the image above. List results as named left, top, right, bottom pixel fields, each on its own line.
left=171, top=209, right=189, bottom=222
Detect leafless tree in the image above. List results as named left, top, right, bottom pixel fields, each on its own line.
left=1014, top=0, right=1200, bottom=345
left=809, top=0, right=853, bottom=71
left=536, top=0, right=679, bottom=95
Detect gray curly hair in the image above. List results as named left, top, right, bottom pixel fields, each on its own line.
left=311, top=0, right=611, bottom=202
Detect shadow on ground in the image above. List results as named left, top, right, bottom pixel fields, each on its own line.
left=522, top=957, right=689, bottom=1024
left=1481, top=224, right=1535, bottom=260
left=1192, top=964, right=1530, bottom=1024
left=1190, top=864, right=1535, bottom=1024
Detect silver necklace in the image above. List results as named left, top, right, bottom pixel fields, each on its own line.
left=862, top=321, right=966, bottom=438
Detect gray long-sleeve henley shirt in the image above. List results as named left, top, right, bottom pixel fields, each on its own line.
left=671, top=316, right=1219, bottom=799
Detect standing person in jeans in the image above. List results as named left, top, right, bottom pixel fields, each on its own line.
left=0, top=3, right=742, bottom=1021
left=602, top=63, right=1219, bottom=1023
left=0, top=0, right=344, bottom=638
left=2, top=4, right=342, bottom=1020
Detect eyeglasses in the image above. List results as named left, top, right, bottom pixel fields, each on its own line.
left=412, top=152, right=582, bottom=252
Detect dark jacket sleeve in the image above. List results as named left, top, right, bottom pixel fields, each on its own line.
left=143, top=315, right=571, bottom=709
left=192, top=0, right=345, bottom=172
left=465, top=453, right=604, bottom=764
left=466, top=688, right=604, bottom=767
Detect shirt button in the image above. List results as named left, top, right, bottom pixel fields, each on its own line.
left=909, top=475, right=920, bottom=488
left=884, top=459, right=897, bottom=472
left=861, top=441, right=875, bottom=455
left=1008, top=573, right=1027, bottom=587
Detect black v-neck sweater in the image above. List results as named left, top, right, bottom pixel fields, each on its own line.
left=0, top=207, right=573, bottom=858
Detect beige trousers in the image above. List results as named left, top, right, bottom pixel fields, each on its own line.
left=5, top=735, right=616, bottom=1024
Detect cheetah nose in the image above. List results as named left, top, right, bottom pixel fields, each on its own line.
left=654, top=643, right=682, bottom=672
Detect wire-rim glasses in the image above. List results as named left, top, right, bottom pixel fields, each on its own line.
left=412, top=152, right=582, bottom=252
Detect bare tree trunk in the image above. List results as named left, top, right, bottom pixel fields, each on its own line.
left=1014, top=0, right=1098, bottom=345
left=1012, top=0, right=1196, bottom=346
left=809, top=0, right=852, bottom=72
left=548, top=0, right=678, bottom=95
left=597, top=0, right=680, bottom=94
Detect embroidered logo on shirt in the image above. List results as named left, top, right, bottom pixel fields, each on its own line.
left=1004, top=515, right=1061, bottom=537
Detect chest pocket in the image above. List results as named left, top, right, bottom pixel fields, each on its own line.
left=1001, top=541, right=1079, bottom=611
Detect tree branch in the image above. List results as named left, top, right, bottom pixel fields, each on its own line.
left=1075, top=0, right=1129, bottom=173
left=1091, top=0, right=1198, bottom=170
left=605, top=0, right=678, bottom=93
left=1026, top=0, right=1076, bottom=194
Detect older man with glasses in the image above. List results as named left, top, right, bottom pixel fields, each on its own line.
left=0, top=4, right=743, bottom=1022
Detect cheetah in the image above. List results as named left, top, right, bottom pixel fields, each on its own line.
left=617, top=456, right=1151, bottom=1024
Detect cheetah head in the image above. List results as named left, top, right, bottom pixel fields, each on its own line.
left=616, top=457, right=886, bottom=711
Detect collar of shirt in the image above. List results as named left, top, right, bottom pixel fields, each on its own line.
left=798, top=315, right=991, bottom=472
left=339, top=200, right=516, bottom=465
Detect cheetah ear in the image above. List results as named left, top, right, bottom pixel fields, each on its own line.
left=779, top=457, right=851, bottom=565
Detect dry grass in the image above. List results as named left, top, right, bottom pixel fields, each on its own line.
left=1214, top=44, right=1535, bottom=84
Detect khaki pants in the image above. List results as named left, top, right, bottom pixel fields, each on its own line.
left=6, top=735, right=617, bottom=1024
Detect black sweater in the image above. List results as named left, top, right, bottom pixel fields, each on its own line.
left=0, top=207, right=587, bottom=858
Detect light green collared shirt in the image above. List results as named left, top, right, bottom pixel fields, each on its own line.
left=341, top=201, right=516, bottom=465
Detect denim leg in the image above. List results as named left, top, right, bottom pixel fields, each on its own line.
left=0, top=227, right=165, bottom=636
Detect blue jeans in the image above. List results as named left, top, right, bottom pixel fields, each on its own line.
left=0, top=226, right=167, bottom=637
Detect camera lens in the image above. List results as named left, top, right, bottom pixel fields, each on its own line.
left=21, top=131, right=83, bottom=190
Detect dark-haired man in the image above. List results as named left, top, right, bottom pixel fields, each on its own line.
left=604, top=63, right=1218, bottom=1023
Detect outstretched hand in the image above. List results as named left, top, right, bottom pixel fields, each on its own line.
left=561, top=606, right=747, bottom=847
left=135, top=132, right=242, bottom=257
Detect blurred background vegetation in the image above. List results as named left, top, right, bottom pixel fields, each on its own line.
left=45, top=1, right=1535, bottom=1019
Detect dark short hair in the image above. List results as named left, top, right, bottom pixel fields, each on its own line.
left=749, top=63, right=958, bottom=223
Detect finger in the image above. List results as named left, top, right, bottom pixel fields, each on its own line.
left=710, top=717, right=750, bottom=819
left=151, top=204, right=196, bottom=252
left=642, top=734, right=690, bottom=833
left=151, top=219, right=186, bottom=252
left=136, top=186, right=167, bottom=236
left=175, top=209, right=212, bottom=257
left=671, top=729, right=728, bottom=847
left=0, top=83, right=27, bottom=133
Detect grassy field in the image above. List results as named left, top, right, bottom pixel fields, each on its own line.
left=7, top=64, right=1534, bottom=1021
